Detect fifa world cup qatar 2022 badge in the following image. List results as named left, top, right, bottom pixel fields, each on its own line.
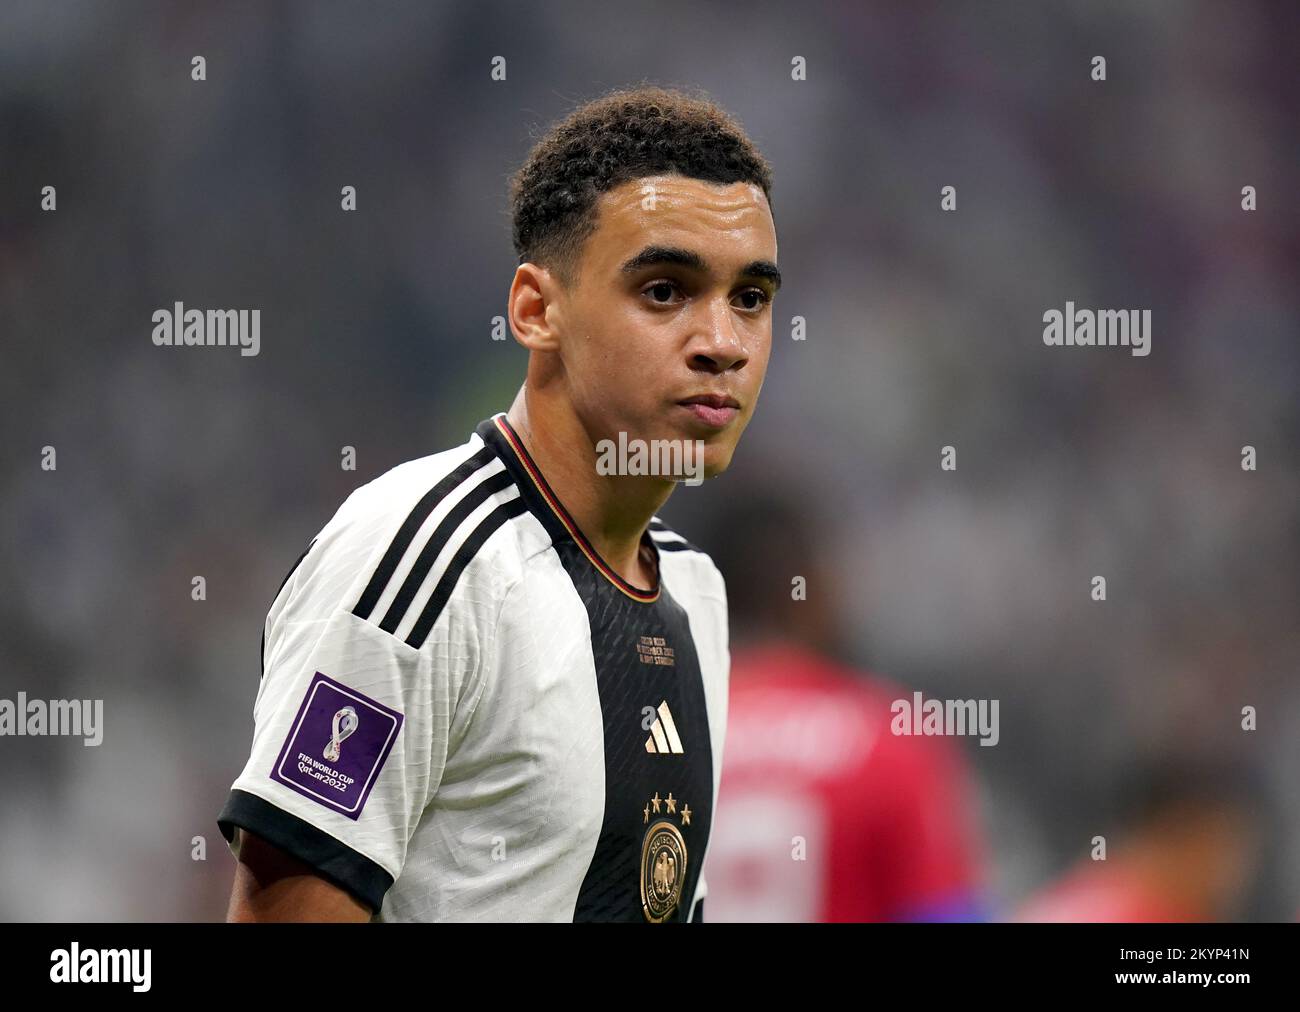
left=270, top=671, right=403, bottom=820
left=640, top=791, right=694, bottom=922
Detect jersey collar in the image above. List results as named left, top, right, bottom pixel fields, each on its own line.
left=475, top=412, right=662, bottom=603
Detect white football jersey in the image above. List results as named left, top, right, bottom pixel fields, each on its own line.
left=218, top=411, right=729, bottom=922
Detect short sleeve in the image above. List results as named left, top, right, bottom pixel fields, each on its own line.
left=218, top=506, right=488, bottom=914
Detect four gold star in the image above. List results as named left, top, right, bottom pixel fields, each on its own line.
left=640, top=794, right=693, bottom=825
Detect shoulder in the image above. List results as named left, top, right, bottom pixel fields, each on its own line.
left=649, top=515, right=727, bottom=605
left=278, top=430, right=541, bottom=655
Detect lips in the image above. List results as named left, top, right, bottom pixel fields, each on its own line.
left=677, top=393, right=740, bottom=428
left=678, top=393, right=740, bottom=410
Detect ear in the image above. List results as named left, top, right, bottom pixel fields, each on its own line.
left=509, top=263, right=564, bottom=353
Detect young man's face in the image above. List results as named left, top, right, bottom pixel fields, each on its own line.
left=556, top=173, right=778, bottom=480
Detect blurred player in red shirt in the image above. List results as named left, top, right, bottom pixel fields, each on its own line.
left=1017, top=755, right=1262, bottom=922
left=699, top=491, right=989, bottom=921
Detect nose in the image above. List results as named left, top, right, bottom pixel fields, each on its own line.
left=689, top=296, right=749, bottom=373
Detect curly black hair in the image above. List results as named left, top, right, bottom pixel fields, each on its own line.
left=509, top=85, right=774, bottom=289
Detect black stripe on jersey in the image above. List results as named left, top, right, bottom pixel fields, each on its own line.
left=650, top=537, right=698, bottom=553
left=562, top=561, right=715, bottom=922
left=377, top=469, right=515, bottom=635
left=352, top=445, right=497, bottom=621
left=475, top=416, right=577, bottom=548
left=476, top=414, right=662, bottom=603
left=405, top=496, right=529, bottom=650
left=261, top=537, right=317, bottom=678
left=217, top=788, right=393, bottom=914
left=649, top=523, right=704, bottom=554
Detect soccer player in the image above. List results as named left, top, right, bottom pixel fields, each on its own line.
left=700, top=492, right=989, bottom=921
left=1016, top=756, right=1261, bottom=922
left=217, top=86, right=779, bottom=922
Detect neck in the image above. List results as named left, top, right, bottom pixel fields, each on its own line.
left=505, top=383, right=675, bottom=589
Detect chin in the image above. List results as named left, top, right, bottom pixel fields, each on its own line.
left=695, top=444, right=737, bottom=481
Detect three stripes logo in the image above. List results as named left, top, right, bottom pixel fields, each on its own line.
left=644, top=700, right=685, bottom=755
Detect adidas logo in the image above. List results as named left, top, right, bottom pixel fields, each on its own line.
left=644, top=700, right=684, bottom=755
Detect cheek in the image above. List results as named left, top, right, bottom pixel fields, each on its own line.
left=567, top=331, right=653, bottom=409
left=599, top=314, right=675, bottom=376
left=747, top=330, right=774, bottom=381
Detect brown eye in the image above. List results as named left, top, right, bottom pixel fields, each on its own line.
left=735, top=288, right=770, bottom=311
left=645, top=281, right=681, bottom=304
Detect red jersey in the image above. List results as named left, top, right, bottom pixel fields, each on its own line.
left=1017, top=860, right=1201, bottom=922
left=704, top=642, right=986, bottom=921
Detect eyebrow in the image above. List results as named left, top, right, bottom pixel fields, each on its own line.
left=618, top=245, right=781, bottom=292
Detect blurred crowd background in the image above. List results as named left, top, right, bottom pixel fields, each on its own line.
left=1, top=1, right=1295, bottom=920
